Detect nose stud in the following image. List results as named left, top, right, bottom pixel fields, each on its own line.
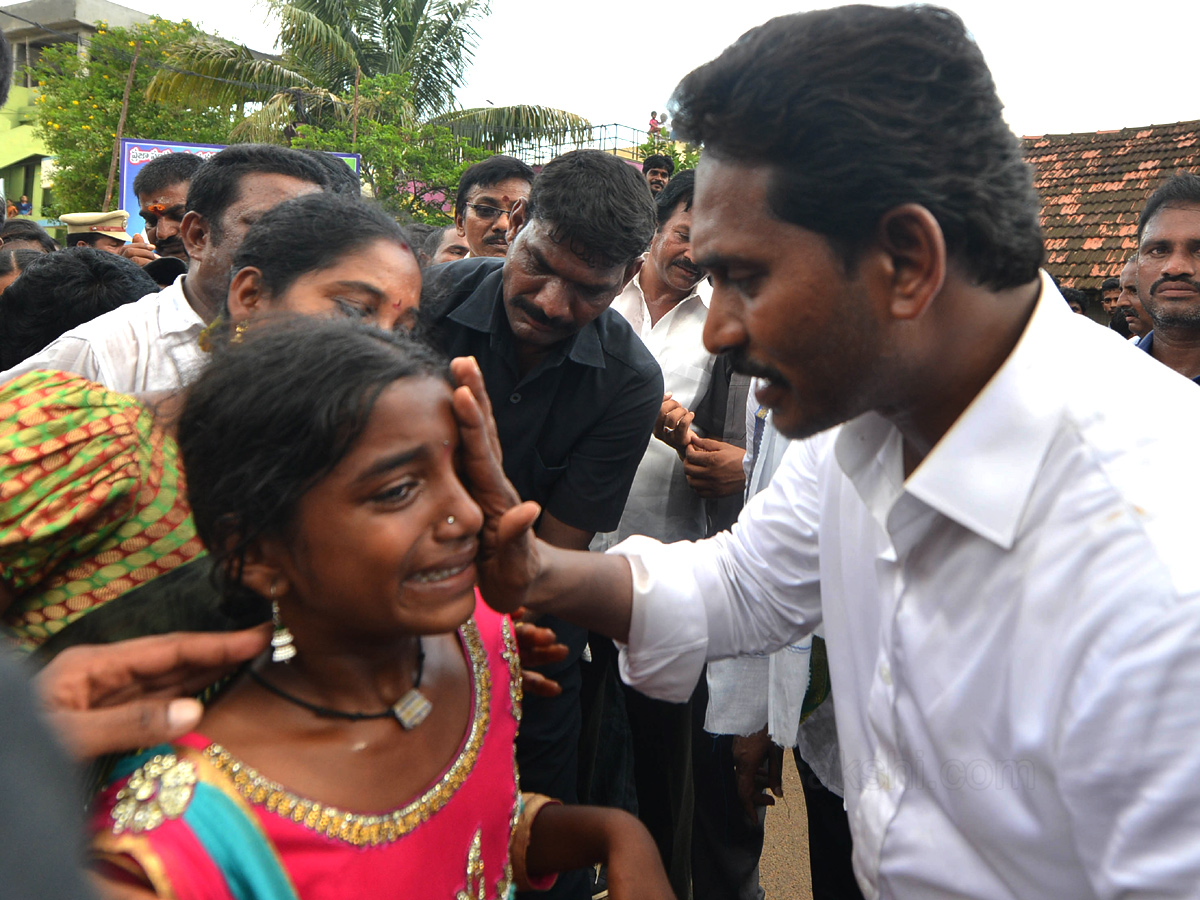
left=447, top=515, right=456, bottom=525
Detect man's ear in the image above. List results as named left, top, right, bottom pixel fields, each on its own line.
left=506, top=198, right=529, bottom=245
left=226, top=267, right=267, bottom=324
left=180, top=211, right=210, bottom=264
left=454, top=211, right=467, bottom=238
left=874, top=204, right=946, bottom=321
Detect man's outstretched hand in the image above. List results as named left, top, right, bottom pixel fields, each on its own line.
left=35, top=626, right=270, bottom=761
left=451, top=356, right=542, bottom=615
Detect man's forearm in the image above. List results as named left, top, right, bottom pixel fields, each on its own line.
left=528, top=544, right=634, bottom=643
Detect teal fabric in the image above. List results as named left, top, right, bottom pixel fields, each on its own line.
left=184, top=781, right=298, bottom=900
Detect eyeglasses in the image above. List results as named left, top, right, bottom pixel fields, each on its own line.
left=465, top=203, right=517, bottom=222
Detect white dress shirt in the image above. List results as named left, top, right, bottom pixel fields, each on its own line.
left=0, top=276, right=206, bottom=392
left=612, top=272, right=1200, bottom=898
left=593, top=270, right=714, bottom=547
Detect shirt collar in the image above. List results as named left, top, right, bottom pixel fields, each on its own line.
left=159, top=275, right=205, bottom=335
left=446, top=268, right=607, bottom=369
left=837, top=270, right=1067, bottom=550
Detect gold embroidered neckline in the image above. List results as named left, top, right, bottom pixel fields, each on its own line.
left=203, top=619, right=490, bottom=847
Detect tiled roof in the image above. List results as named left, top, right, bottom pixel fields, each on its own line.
left=1022, top=120, right=1200, bottom=289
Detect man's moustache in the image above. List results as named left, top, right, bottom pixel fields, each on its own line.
left=1151, top=275, right=1200, bottom=295
left=725, top=347, right=787, bottom=384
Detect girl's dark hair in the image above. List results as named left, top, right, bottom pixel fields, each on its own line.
left=227, top=192, right=409, bottom=309
left=177, top=317, right=450, bottom=612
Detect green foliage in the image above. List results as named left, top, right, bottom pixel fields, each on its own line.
left=636, top=131, right=701, bottom=173
left=293, top=75, right=487, bottom=223
left=30, top=17, right=237, bottom=216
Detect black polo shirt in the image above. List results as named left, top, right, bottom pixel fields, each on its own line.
left=423, top=257, right=663, bottom=534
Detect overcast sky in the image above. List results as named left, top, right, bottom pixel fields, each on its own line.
left=111, top=0, right=1195, bottom=139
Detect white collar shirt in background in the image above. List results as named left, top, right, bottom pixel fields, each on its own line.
left=0, top=275, right=206, bottom=392
left=612, top=272, right=1200, bottom=898
left=592, top=270, right=715, bottom=548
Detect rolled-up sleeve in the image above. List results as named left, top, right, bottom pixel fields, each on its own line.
left=611, top=438, right=826, bottom=702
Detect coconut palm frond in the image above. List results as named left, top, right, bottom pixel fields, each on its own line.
left=436, top=105, right=592, bottom=152
left=147, top=37, right=310, bottom=107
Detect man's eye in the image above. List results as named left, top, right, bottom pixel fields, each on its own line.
left=144, top=216, right=158, bottom=227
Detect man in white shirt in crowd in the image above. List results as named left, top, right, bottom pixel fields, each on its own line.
left=592, top=169, right=745, bottom=897
left=459, top=6, right=1200, bottom=899
left=1133, top=174, right=1200, bottom=384
left=0, top=145, right=330, bottom=392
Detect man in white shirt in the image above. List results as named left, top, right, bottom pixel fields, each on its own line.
left=601, top=169, right=743, bottom=547
left=459, top=6, right=1200, bottom=899
left=0, top=145, right=330, bottom=392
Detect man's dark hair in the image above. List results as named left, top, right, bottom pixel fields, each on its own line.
left=454, top=155, right=535, bottom=220
left=402, top=223, right=438, bottom=262
left=1060, top=287, right=1086, bottom=309
left=0, top=218, right=58, bottom=253
left=671, top=5, right=1044, bottom=290
left=642, top=154, right=675, bottom=176
left=295, top=149, right=362, bottom=196
left=655, top=169, right=695, bottom=227
left=0, top=248, right=43, bottom=281
left=132, top=152, right=205, bottom=201
left=0, top=247, right=159, bottom=368
left=1100, top=276, right=1120, bottom=292
left=1138, top=172, right=1200, bottom=242
left=229, top=192, right=409, bottom=305
left=178, top=318, right=448, bottom=614
left=525, top=150, right=657, bottom=267
left=185, top=144, right=331, bottom=245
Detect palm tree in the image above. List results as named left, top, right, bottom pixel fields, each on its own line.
left=146, top=0, right=590, bottom=149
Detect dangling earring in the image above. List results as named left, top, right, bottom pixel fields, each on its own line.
left=270, top=585, right=296, bottom=663
left=230, top=320, right=250, bottom=345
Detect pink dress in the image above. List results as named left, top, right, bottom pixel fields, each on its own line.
left=91, top=592, right=536, bottom=899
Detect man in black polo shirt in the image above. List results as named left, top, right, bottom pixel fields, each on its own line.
left=424, top=149, right=662, bottom=899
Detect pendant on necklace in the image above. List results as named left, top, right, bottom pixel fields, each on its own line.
left=391, top=688, right=432, bottom=729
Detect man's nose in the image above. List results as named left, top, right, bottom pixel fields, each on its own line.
left=1162, top=247, right=1198, bottom=277
left=703, top=287, right=747, bottom=354
left=490, top=210, right=512, bottom=231
left=535, top=281, right=572, bottom=321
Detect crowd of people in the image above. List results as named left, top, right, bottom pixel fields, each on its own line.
left=3, top=4, right=1200, bottom=900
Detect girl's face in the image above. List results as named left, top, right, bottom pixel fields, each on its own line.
left=230, top=238, right=421, bottom=331
left=272, top=376, right=484, bottom=643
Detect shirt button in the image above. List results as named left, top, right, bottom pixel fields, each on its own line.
left=880, top=663, right=893, bottom=686
left=509, top=393, right=521, bottom=404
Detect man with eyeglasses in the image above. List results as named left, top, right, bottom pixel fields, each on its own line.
left=453, top=155, right=536, bottom=259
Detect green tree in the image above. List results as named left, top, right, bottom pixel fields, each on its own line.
left=146, top=0, right=590, bottom=150
left=293, top=75, right=487, bottom=222
left=30, top=18, right=237, bottom=215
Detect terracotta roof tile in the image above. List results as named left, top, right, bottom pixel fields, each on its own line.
left=1023, top=119, right=1200, bottom=288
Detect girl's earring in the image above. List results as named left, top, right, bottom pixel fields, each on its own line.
left=230, top=320, right=250, bottom=345
left=270, top=585, right=296, bottom=663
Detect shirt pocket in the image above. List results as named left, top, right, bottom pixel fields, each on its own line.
left=531, top=449, right=568, bottom=498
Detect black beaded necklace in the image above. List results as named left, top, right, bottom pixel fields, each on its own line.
left=247, top=640, right=432, bottom=730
